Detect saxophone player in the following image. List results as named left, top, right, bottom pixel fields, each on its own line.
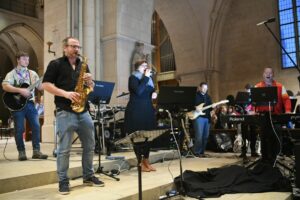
left=42, top=37, right=103, bottom=195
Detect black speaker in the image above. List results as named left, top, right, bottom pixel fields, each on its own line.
left=295, top=142, right=300, bottom=188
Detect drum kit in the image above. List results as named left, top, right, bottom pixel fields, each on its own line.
left=90, top=103, right=126, bottom=155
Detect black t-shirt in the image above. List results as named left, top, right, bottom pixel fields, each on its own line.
left=195, top=92, right=212, bottom=121
left=43, top=56, right=90, bottom=113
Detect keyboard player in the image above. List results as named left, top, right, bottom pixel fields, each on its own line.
left=255, top=67, right=291, bottom=164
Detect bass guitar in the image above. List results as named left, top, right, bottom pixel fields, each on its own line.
left=187, top=99, right=229, bottom=120
left=2, top=77, right=43, bottom=111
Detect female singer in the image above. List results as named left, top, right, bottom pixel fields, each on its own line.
left=124, top=60, right=157, bottom=172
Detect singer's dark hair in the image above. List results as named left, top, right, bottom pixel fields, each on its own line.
left=199, top=82, right=207, bottom=87
left=134, top=60, right=147, bottom=70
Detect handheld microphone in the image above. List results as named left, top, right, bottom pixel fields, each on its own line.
left=256, top=17, right=276, bottom=26
left=150, top=70, right=156, bottom=75
left=145, top=67, right=156, bottom=75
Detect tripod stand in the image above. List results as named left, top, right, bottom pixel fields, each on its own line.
left=86, top=80, right=118, bottom=180
left=115, top=129, right=167, bottom=200
left=95, top=102, right=120, bottom=181
left=166, top=110, right=185, bottom=197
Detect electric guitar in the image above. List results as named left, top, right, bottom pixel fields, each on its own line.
left=2, top=77, right=43, bottom=111
left=187, top=99, right=229, bottom=120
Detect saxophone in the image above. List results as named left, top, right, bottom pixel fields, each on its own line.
left=71, top=54, right=93, bottom=113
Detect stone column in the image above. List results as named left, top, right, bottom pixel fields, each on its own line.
left=42, top=0, right=70, bottom=142
left=102, top=0, right=154, bottom=106
left=82, top=0, right=96, bottom=77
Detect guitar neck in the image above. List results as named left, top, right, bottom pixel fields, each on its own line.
left=201, top=104, right=213, bottom=112
left=27, top=84, right=36, bottom=91
left=27, top=77, right=43, bottom=91
left=199, top=100, right=228, bottom=112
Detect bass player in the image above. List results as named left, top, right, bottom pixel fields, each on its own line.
left=193, top=82, right=214, bottom=157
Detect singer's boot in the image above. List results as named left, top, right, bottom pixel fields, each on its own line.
left=143, top=158, right=156, bottom=171
left=140, top=159, right=151, bottom=172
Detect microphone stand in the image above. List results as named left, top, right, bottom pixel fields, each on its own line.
left=262, top=22, right=300, bottom=80
left=165, top=110, right=185, bottom=197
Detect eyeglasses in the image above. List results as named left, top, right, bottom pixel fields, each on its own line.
left=67, top=45, right=82, bottom=49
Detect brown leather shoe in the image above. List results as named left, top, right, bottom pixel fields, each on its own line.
left=140, top=163, right=151, bottom=172
left=143, top=159, right=156, bottom=171
left=147, top=164, right=156, bottom=171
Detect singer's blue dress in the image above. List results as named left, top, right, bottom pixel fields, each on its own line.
left=124, top=75, right=156, bottom=136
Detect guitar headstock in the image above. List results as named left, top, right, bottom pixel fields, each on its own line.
left=212, top=100, right=229, bottom=108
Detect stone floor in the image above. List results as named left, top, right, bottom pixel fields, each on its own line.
left=0, top=137, right=292, bottom=200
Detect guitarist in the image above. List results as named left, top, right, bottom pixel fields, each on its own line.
left=2, top=51, right=48, bottom=161
left=193, top=82, right=213, bottom=157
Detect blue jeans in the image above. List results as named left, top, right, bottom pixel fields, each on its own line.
left=56, top=110, right=95, bottom=182
left=12, top=102, right=40, bottom=151
left=193, top=117, right=210, bottom=155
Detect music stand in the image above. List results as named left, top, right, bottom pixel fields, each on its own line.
left=250, top=87, right=278, bottom=107
left=157, top=86, right=197, bottom=197
left=247, top=87, right=291, bottom=171
left=88, top=81, right=119, bottom=181
left=249, top=87, right=278, bottom=165
left=290, top=97, right=297, bottom=113
left=157, top=86, right=197, bottom=112
left=115, top=129, right=167, bottom=200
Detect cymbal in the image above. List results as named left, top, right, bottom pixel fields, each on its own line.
left=116, top=92, right=129, bottom=98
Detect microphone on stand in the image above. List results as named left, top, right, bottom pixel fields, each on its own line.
left=256, top=17, right=276, bottom=26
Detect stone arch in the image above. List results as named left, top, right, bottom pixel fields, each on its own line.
left=0, top=23, right=43, bottom=74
